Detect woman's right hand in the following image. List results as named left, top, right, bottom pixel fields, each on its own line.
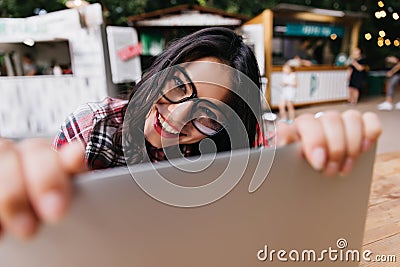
left=0, top=139, right=85, bottom=240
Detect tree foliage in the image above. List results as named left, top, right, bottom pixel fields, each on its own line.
left=0, top=0, right=378, bottom=21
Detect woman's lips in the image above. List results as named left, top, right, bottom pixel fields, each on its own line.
left=154, top=110, right=184, bottom=139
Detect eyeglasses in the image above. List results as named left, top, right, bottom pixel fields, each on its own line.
left=160, top=66, right=228, bottom=137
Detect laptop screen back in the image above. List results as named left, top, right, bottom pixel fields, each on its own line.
left=0, top=143, right=376, bottom=267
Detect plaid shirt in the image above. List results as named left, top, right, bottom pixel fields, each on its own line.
left=53, top=97, right=266, bottom=170
left=53, top=97, right=128, bottom=169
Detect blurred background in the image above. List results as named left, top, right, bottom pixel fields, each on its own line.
left=0, top=0, right=398, bottom=139
left=1, top=0, right=399, bottom=70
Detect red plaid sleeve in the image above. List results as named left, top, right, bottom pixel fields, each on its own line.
left=52, top=103, right=96, bottom=150
left=253, top=122, right=270, bottom=148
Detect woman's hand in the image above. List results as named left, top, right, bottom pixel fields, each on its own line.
left=0, top=139, right=85, bottom=240
left=276, top=110, right=382, bottom=176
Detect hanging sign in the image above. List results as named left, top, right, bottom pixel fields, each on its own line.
left=286, top=23, right=344, bottom=37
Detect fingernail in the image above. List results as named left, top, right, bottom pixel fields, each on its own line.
left=11, top=212, right=36, bottom=239
left=362, top=139, right=371, bottom=153
left=340, top=157, right=353, bottom=176
left=311, top=147, right=326, bottom=171
left=39, top=191, right=65, bottom=224
left=324, top=161, right=339, bottom=177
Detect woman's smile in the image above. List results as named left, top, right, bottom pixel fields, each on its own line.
left=154, top=109, right=186, bottom=138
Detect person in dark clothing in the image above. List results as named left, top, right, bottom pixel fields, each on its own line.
left=347, top=48, right=367, bottom=104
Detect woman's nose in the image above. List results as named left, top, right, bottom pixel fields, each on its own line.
left=166, top=101, right=194, bottom=127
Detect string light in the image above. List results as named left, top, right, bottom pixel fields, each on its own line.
left=375, top=10, right=387, bottom=19
left=365, top=33, right=372, bottom=40
left=330, top=33, right=337, bottom=40
left=374, top=1, right=398, bottom=48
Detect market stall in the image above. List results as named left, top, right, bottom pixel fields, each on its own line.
left=241, top=4, right=367, bottom=108
left=0, top=4, right=141, bottom=138
left=127, top=4, right=248, bottom=70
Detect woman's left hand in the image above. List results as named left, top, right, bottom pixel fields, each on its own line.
left=275, top=110, right=382, bottom=176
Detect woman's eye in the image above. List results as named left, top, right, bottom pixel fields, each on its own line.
left=172, top=77, right=186, bottom=92
left=200, top=106, right=217, bottom=119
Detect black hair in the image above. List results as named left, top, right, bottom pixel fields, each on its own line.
left=23, top=53, right=33, bottom=61
left=114, top=27, right=262, bottom=165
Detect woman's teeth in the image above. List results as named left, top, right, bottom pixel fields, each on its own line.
left=158, top=114, right=179, bottom=135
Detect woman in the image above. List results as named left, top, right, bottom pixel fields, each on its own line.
left=0, top=27, right=381, bottom=240
left=347, top=47, right=367, bottom=104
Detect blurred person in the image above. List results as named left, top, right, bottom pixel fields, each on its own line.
left=313, top=40, right=325, bottom=65
left=377, top=55, right=400, bottom=110
left=286, top=55, right=312, bottom=67
left=385, top=55, right=399, bottom=66
left=287, top=39, right=314, bottom=67
left=279, top=64, right=297, bottom=123
left=21, top=53, right=38, bottom=76
left=0, top=27, right=382, bottom=240
left=347, top=47, right=367, bottom=104
left=296, top=39, right=313, bottom=61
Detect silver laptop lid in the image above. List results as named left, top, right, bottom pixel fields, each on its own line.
left=0, top=143, right=376, bottom=266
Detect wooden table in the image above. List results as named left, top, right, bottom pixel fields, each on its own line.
left=361, top=152, right=400, bottom=266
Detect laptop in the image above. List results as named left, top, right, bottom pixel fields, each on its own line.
left=0, top=143, right=376, bottom=266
